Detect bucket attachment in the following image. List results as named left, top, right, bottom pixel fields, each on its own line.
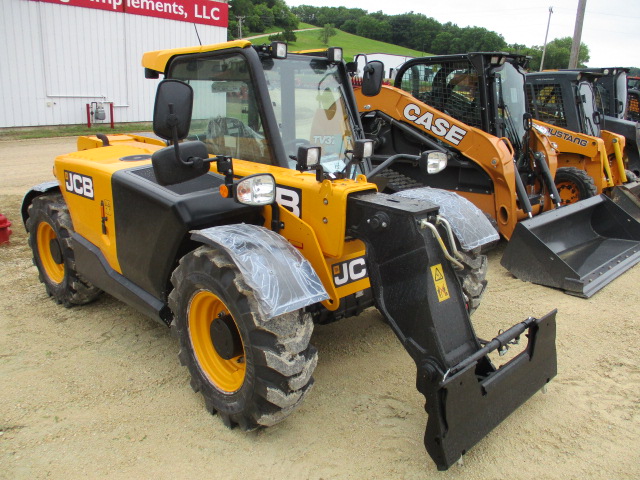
left=347, top=192, right=557, bottom=470
left=610, top=183, right=640, bottom=222
left=501, top=194, right=640, bottom=297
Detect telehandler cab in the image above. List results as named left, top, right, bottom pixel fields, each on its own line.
left=23, top=41, right=558, bottom=471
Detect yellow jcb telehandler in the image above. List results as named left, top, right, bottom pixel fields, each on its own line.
left=22, top=41, right=557, bottom=471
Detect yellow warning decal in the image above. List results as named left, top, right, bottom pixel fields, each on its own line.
left=430, top=264, right=450, bottom=302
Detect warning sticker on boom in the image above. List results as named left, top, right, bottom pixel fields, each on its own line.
left=430, top=264, right=450, bottom=302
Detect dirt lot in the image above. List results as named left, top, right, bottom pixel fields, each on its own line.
left=1, top=137, right=638, bottom=479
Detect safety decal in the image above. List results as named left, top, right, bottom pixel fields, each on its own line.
left=430, top=263, right=450, bottom=302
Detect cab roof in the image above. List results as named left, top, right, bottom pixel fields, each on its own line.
left=142, top=40, right=252, bottom=75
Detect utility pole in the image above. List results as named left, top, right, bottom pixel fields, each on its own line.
left=539, top=6, right=553, bottom=72
left=237, top=16, right=245, bottom=39
left=568, top=0, right=587, bottom=68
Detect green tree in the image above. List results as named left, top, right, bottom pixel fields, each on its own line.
left=318, top=23, right=337, bottom=45
left=529, top=37, right=590, bottom=71
left=356, top=16, right=392, bottom=43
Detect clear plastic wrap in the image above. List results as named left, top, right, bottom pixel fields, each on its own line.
left=394, top=187, right=499, bottom=251
left=191, top=224, right=329, bottom=319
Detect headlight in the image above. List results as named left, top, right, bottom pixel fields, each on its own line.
left=234, top=174, right=276, bottom=206
left=425, top=151, right=448, bottom=174
left=270, top=42, right=287, bottom=59
left=353, top=139, right=374, bottom=159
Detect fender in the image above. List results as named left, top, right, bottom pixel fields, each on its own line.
left=394, top=187, right=499, bottom=251
left=21, top=181, right=61, bottom=226
left=191, top=224, right=329, bottom=319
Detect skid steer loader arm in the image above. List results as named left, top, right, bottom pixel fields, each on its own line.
left=347, top=192, right=557, bottom=470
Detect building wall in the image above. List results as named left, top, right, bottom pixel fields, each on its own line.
left=0, top=0, right=227, bottom=127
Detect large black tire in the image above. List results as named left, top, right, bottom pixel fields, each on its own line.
left=26, top=193, right=102, bottom=307
left=169, top=246, right=317, bottom=430
left=455, top=249, right=488, bottom=316
left=555, top=167, right=597, bottom=205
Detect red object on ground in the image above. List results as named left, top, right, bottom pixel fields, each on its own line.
left=0, top=214, right=13, bottom=245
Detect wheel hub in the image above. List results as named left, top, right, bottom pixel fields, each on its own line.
left=49, top=238, right=63, bottom=264
left=210, top=312, right=243, bottom=360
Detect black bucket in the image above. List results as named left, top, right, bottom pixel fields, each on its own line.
left=501, top=194, right=640, bottom=297
left=610, top=183, right=640, bottom=222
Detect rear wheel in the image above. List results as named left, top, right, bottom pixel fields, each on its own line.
left=169, top=246, right=317, bottom=430
left=555, top=167, right=597, bottom=205
left=26, top=193, right=102, bottom=307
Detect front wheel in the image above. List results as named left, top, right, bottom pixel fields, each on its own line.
left=26, top=193, right=102, bottom=307
left=169, top=246, right=317, bottom=430
left=555, top=167, right=597, bottom=205
left=455, top=249, right=488, bottom=315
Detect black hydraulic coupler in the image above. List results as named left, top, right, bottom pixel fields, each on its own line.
left=347, top=191, right=557, bottom=470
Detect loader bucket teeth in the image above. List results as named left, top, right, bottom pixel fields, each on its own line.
left=501, top=194, right=640, bottom=297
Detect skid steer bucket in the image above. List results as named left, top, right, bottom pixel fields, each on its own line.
left=501, top=194, right=640, bottom=297
left=610, top=184, right=640, bottom=222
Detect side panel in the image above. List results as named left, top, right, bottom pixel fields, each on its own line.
left=111, top=165, right=261, bottom=300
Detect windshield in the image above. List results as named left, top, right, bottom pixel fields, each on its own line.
left=578, top=81, right=600, bottom=136
left=263, top=55, right=357, bottom=173
left=169, top=53, right=275, bottom=165
left=494, top=63, right=527, bottom=152
left=616, top=72, right=628, bottom=117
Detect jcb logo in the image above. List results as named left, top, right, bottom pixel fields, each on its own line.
left=64, top=170, right=94, bottom=200
left=276, top=186, right=302, bottom=217
left=332, top=256, right=367, bottom=286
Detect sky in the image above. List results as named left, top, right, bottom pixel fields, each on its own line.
left=286, top=0, right=639, bottom=68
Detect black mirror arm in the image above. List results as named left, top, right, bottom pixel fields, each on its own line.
left=166, top=103, right=209, bottom=169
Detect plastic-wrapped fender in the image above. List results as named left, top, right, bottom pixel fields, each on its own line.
left=21, top=181, right=61, bottom=226
left=191, top=224, right=329, bottom=319
left=394, top=187, right=499, bottom=251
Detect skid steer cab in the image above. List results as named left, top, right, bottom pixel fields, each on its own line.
left=353, top=53, right=640, bottom=297
left=23, top=40, right=557, bottom=471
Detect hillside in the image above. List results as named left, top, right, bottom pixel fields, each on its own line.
left=245, top=27, right=429, bottom=61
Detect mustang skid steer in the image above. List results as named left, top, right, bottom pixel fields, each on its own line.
left=23, top=41, right=557, bottom=471
left=353, top=52, right=640, bottom=297
left=526, top=71, right=640, bottom=193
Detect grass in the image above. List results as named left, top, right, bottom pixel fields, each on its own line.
left=246, top=27, right=429, bottom=61
left=0, top=123, right=153, bottom=141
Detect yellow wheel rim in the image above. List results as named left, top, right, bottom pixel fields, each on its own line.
left=36, top=222, right=64, bottom=284
left=556, top=181, right=580, bottom=206
left=188, top=290, right=246, bottom=393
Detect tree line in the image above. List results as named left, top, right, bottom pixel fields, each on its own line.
left=291, top=5, right=590, bottom=70
left=228, top=2, right=590, bottom=70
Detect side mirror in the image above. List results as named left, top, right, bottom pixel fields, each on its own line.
left=153, top=79, right=193, bottom=141
left=361, top=61, right=384, bottom=97
left=151, top=79, right=210, bottom=186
